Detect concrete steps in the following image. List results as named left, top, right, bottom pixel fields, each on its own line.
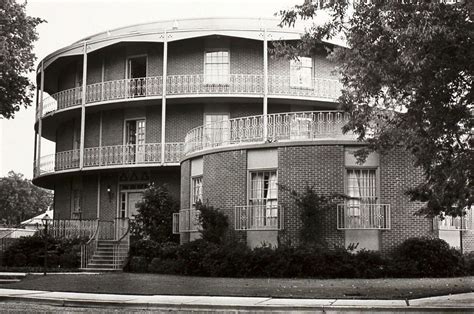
left=83, top=240, right=129, bottom=271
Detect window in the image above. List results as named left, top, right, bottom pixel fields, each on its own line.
left=191, top=176, right=203, bottom=207
left=127, top=56, right=147, bottom=96
left=204, top=114, right=230, bottom=146
left=119, top=183, right=148, bottom=219
left=346, top=169, right=377, bottom=216
left=249, top=170, right=278, bottom=228
left=204, top=51, right=229, bottom=84
left=290, top=57, right=312, bottom=88
left=125, top=119, right=146, bottom=163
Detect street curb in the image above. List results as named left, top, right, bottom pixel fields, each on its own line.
left=0, top=293, right=473, bottom=312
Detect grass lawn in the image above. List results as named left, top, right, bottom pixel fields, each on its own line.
left=0, top=273, right=473, bottom=299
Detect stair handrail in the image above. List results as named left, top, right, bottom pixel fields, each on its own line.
left=113, top=218, right=131, bottom=270
left=80, top=219, right=100, bottom=269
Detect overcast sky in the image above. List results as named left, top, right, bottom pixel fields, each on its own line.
left=0, top=0, right=303, bottom=180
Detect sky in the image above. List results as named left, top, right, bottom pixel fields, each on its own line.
left=0, top=0, right=304, bottom=179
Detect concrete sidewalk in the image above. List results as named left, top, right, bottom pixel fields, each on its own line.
left=0, top=288, right=473, bottom=312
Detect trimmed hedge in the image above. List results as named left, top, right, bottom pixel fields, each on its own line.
left=2, top=235, right=83, bottom=268
left=128, top=237, right=472, bottom=278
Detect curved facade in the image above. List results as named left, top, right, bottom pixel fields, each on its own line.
left=33, top=18, right=473, bottom=259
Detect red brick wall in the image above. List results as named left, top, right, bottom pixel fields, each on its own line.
left=462, top=230, right=474, bottom=253
left=278, top=145, right=346, bottom=248
left=84, top=112, right=100, bottom=148
left=379, top=150, right=433, bottom=253
left=230, top=38, right=263, bottom=74
left=165, top=104, right=203, bottom=142
left=54, top=178, right=71, bottom=219
left=168, top=38, right=203, bottom=76
left=87, top=52, right=102, bottom=84
left=82, top=174, right=98, bottom=219
left=146, top=103, right=162, bottom=143
left=202, top=150, right=248, bottom=242
left=101, top=109, right=123, bottom=146
left=55, top=118, right=79, bottom=153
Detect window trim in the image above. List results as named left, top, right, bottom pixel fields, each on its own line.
left=123, top=117, right=147, bottom=146
left=116, top=181, right=148, bottom=219
left=344, top=167, right=380, bottom=217
left=203, top=49, right=230, bottom=85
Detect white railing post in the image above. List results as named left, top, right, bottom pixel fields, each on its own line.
left=161, top=30, right=168, bottom=165
left=263, top=28, right=268, bottom=142
left=79, top=41, right=88, bottom=170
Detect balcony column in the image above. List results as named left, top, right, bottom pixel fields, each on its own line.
left=79, top=41, right=88, bottom=169
left=161, top=30, right=168, bottom=165
left=263, top=28, right=268, bottom=141
left=36, top=61, right=44, bottom=176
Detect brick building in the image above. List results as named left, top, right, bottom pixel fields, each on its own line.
left=33, top=18, right=473, bottom=268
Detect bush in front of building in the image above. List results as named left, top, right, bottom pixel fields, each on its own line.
left=197, top=203, right=229, bottom=244
left=389, top=237, right=466, bottom=277
left=128, top=237, right=473, bottom=278
left=2, top=235, right=82, bottom=269
left=131, top=183, right=179, bottom=244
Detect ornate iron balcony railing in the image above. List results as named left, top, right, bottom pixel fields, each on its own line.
left=33, top=142, right=184, bottom=178
left=434, top=211, right=473, bottom=231
left=184, top=111, right=355, bottom=155
left=37, top=75, right=341, bottom=119
left=337, top=203, right=391, bottom=230
left=234, top=205, right=283, bottom=231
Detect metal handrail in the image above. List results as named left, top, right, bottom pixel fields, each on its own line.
left=80, top=219, right=100, bottom=269
left=113, top=219, right=131, bottom=269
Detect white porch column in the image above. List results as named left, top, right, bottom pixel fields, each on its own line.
left=79, top=41, right=88, bottom=169
left=263, top=28, right=268, bottom=141
left=36, top=61, right=44, bottom=176
left=161, top=31, right=168, bottom=165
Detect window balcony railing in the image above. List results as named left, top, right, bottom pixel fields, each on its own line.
left=234, top=205, right=283, bottom=231
left=184, top=111, right=355, bottom=155
left=33, top=142, right=184, bottom=178
left=337, top=203, right=391, bottom=230
left=434, top=211, right=473, bottom=231
left=173, top=209, right=201, bottom=233
left=37, top=75, right=342, bottom=119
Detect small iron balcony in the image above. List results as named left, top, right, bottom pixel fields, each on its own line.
left=337, top=203, right=391, bottom=230
left=234, top=205, right=283, bottom=231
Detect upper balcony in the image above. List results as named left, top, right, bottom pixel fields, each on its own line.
left=33, top=142, right=184, bottom=179
left=36, top=75, right=342, bottom=120
left=183, top=110, right=357, bottom=157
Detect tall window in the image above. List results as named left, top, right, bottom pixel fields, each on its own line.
left=290, top=57, right=312, bottom=88
left=346, top=169, right=377, bottom=216
left=127, top=56, right=147, bottom=96
left=125, top=119, right=146, bottom=163
left=249, top=170, right=278, bottom=228
left=71, top=189, right=81, bottom=219
left=191, top=176, right=203, bottom=207
left=204, top=114, right=230, bottom=146
left=204, top=51, right=229, bottom=84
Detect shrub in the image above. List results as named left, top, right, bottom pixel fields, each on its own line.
left=130, top=239, right=160, bottom=262
left=131, top=183, right=179, bottom=244
left=129, top=256, right=148, bottom=272
left=197, top=203, right=229, bottom=244
left=391, top=237, right=465, bottom=277
left=464, top=252, right=474, bottom=275
left=2, top=235, right=82, bottom=268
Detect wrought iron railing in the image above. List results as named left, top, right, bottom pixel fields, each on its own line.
left=176, top=209, right=201, bottom=232
left=185, top=111, right=354, bottom=155
left=37, top=75, right=341, bottom=119
left=80, top=220, right=99, bottom=269
left=112, top=218, right=130, bottom=270
left=50, top=219, right=98, bottom=239
left=234, top=205, right=283, bottom=231
left=337, top=203, right=391, bottom=230
left=434, top=211, right=473, bottom=231
left=34, top=142, right=184, bottom=178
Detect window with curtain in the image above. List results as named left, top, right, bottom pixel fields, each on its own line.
left=290, top=57, right=312, bottom=88
left=249, top=170, right=278, bottom=228
left=346, top=169, right=377, bottom=216
left=191, top=176, right=203, bottom=207
left=204, top=114, right=230, bottom=146
left=204, top=51, right=230, bottom=84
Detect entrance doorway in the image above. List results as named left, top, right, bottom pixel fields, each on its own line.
left=118, top=183, right=148, bottom=219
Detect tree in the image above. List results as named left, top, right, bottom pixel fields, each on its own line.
left=276, top=0, right=473, bottom=217
left=132, top=183, right=179, bottom=243
left=0, top=0, right=44, bottom=119
left=0, top=171, right=53, bottom=225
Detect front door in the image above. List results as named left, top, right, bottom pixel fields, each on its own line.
left=125, top=119, right=146, bottom=163
left=127, top=192, right=143, bottom=218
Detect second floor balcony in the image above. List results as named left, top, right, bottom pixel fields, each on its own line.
left=37, top=75, right=342, bottom=119
left=337, top=203, right=391, bottom=230
left=33, top=142, right=184, bottom=178
left=184, top=111, right=356, bottom=156
left=434, top=211, right=473, bottom=231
